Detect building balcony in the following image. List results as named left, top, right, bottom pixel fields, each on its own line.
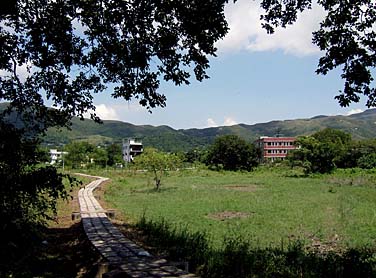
left=264, top=154, right=288, bottom=158
left=263, top=146, right=296, bottom=150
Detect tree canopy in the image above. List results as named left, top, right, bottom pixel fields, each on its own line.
left=1, top=0, right=376, bottom=123
left=288, top=128, right=376, bottom=173
left=133, top=147, right=182, bottom=190
left=1, top=0, right=376, bottom=265
left=0, top=0, right=229, bottom=129
left=205, top=135, right=259, bottom=171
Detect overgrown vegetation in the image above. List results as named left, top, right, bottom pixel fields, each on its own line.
left=0, top=122, right=80, bottom=262
left=63, top=141, right=123, bottom=168
left=136, top=216, right=376, bottom=278
left=104, top=167, right=376, bottom=248
left=100, top=166, right=376, bottom=277
left=289, top=128, right=376, bottom=174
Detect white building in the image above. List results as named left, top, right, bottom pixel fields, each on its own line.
left=49, top=149, right=68, bottom=165
left=122, top=138, right=143, bottom=163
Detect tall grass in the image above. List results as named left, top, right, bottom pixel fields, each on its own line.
left=104, top=166, right=376, bottom=276
left=136, top=216, right=376, bottom=278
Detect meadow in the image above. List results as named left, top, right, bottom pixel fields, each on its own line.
left=103, top=166, right=376, bottom=250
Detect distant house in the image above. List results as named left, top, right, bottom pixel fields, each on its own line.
left=49, top=149, right=68, bottom=164
left=122, top=138, right=143, bottom=163
left=255, top=136, right=297, bottom=162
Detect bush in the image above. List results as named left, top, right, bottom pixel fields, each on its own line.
left=357, top=153, right=376, bottom=169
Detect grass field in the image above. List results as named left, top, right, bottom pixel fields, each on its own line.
left=103, top=166, right=376, bottom=250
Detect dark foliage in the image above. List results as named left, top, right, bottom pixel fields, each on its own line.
left=0, top=121, right=79, bottom=259
left=289, top=128, right=376, bottom=173
left=0, top=0, right=229, bottom=126
left=205, top=135, right=259, bottom=171
left=0, top=223, right=102, bottom=278
left=289, top=128, right=351, bottom=174
left=0, top=0, right=229, bottom=256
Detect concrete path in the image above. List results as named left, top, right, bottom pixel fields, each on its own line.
left=77, top=173, right=199, bottom=278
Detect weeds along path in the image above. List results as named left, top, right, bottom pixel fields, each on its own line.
left=76, top=173, right=199, bottom=278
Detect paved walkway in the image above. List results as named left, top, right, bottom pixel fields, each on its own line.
left=77, top=174, right=199, bottom=278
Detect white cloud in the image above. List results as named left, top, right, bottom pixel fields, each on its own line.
left=223, top=116, right=237, bottom=126
left=346, top=109, right=364, bottom=115
left=217, top=0, right=324, bottom=56
left=95, top=104, right=120, bottom=120
left=84, top=104, right=120, bottom=120
left=205, top=117, right=238, bottom=128
left=207, top=118, right=218, bottom=127
left=0, top=63, right=32, bottom=82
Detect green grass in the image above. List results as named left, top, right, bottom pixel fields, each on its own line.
left=103, top=166, right=376, bottom=249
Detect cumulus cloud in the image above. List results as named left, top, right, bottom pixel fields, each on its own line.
left=346, top=109, right=364, bottom=115
left=84, top=104, right=120, bottom=120
left=217, top=0, right=325, bottom=56
left=95, top=104, right=120, bottom=120
left=223, top=116, right=238, bottom=126
left=207, top=118, right=218, bottom=127
left=206, top=117, right=238, bottom=128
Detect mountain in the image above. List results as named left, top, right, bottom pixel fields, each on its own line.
left=43, top=109, right=376, bottom=151
left=2, top=102, right=376, bottom=151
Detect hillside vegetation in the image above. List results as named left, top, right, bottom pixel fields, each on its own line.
left=44, top=108, right=376, bottom=151
left=2, top=103, right=376, bottom=151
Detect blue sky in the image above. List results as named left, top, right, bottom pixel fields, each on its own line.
left=90, top=0, right=366, bottom=129
left=2, top=0, right=365, bottom=129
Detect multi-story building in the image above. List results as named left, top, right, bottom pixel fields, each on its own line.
left=255, top=136, right=297, bottom=162
left=49, top=149, right=68, bottom=165
left=122, top=138, right=143, bottom=163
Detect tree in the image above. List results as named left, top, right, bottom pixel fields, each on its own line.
left=106, top=143, right=123, bottom=167
left=1, top=0, right=376, bottom=264
left=288, top=129, right=352, bottom=174
left=342, top=139, right=376, bottom=168
left=91, top=146, right=108, bottom=168
left=357, top=153, right=376, bottom=169
left=288, top=136, right=336, bottom=174
left=133, top=148, right=182, bottom=190
left=312, top=128, right=352, bottom=167
left=0, top=0, right=229, bottom=129
left=205, top=135, right=259, bottom=171
left=64, top=141, right=95, bottom=169
left=0, top=2, right=228, bottom=249
left=2, top=1, right=376, bottom=124
left=0, top=121, right=79, bottom=260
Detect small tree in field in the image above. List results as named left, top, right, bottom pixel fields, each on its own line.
left=134, top=148, right=181, bottom=190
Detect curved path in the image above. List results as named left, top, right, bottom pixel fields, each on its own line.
left=77, top=173, right=199, bottom=278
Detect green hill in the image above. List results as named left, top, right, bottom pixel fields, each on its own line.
left=2, top=102, right=376, bottom=151
left=43, top=109, right=376, bottom=151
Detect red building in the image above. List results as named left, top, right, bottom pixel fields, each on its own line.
left=255, top=136, right=297, bottom=162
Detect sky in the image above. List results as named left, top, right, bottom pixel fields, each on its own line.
left=4, top=0, right=368, bottom=129
left=90, top=0, right=367, bottom=129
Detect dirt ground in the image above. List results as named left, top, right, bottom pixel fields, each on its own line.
left=207, top=210, right=252, bottom=221
left=224, top=184, right=259, bottom=192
